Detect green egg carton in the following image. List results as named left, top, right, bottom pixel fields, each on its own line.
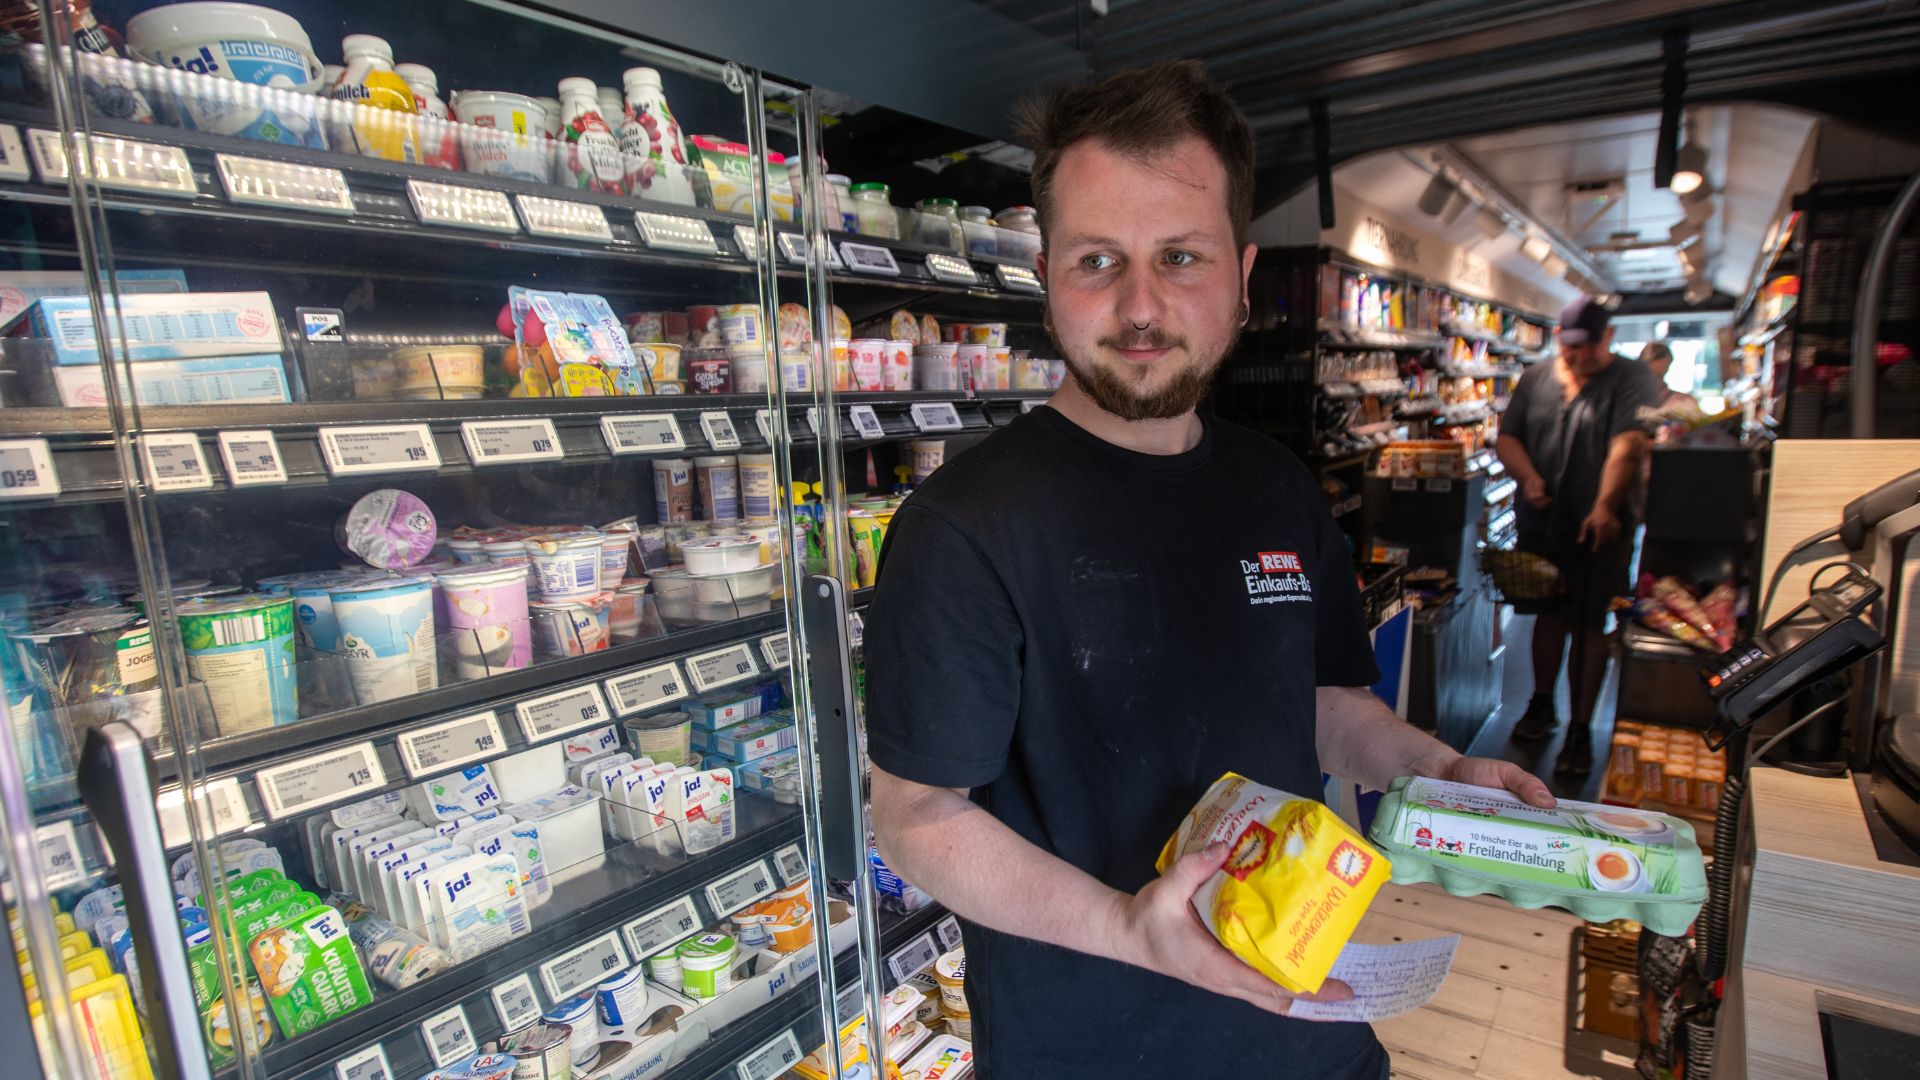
left=1368, top=776, right=1709, bottom=936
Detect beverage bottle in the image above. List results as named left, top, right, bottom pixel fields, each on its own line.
left=395, top=63, right=459, bottom=170
left=619, top=67, right=696, bottom=206
left=553, top=77, right=623, bottom=194
left=332, top=35, right=418, bottom=164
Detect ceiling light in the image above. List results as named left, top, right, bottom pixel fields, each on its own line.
left=1419, top=171, right=1456, bottom=216
left=1541, top=254, right=1568, bottom=278
left=1521, top=234, right=1552, bottom=262
left=1670, top=139, right=1708, bottom=196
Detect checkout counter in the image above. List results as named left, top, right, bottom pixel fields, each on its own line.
left=1711, top=446, right=1920, bottom=1078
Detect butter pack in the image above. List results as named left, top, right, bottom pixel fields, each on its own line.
left=1157, top=772, right=1389, bottom=994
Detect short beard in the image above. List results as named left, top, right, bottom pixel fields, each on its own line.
left=1053, top=321, right=1239, bottom=422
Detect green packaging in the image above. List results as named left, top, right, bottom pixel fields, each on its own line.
left=247, top=903, right=373, bottom=1036
left=187, top=939, right=273, bottom=1064
left=1369, top=776, right=1708, bottom=935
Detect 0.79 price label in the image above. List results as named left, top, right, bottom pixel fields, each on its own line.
left=460, top=418, right=562, bottom=465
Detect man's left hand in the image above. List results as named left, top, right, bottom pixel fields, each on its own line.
left=1577, top=505, right=1622, bottom=552
left=1423, top=754, right=1557, bottom=809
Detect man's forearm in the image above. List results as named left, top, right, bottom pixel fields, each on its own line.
left=1495, top=434, right=1541, bottom=486
left=872, top=774, right=1131, bottom=963
left=1314, top=685, right=1461, bottom=791
left=1592, top=432, right=1650, bottom=513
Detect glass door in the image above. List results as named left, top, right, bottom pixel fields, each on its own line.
left=8, top=2, right=847, bottom=1077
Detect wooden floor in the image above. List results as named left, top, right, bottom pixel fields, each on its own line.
left=1357, top=883, right=1640, bottom=1080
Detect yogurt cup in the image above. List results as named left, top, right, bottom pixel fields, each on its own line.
left=595, top=969, right=648, bottom=1029
left=682, top=536, right=763, bottom=576
left=766, top=909, right=813, bottom=954
left=732, top=912, right=771, bottom=948
left=914, top=343, right=961, bottom=391
left=779, top=346, right=813, bottom=393
left=331, top=578, right=437, bottom=704
left=675, top=933, right=736, bottom=999
left=693, top=456, right=740, bottom=522
left=987, top=345, right=1013, bottom=390
left=498, top=1022, right=571, bottom=1079
left=599, top=532, right=632, bottom=584
left=527, top=532, right=603, bottom=601
left=882, top=339, right=915, bottom=391
left=125, top=2, right=326, bottom=148
left=645, top=951, right=681, bottom=985
left=339, top=489, right=437, bottom=571
left=849, top=338, right=885, bottom=392
left=726, top=345, right=769, bottom=394
left=177, top=594, right=298, bottom=733
left=622, top=710, right=692, bottom=763
left=714, top=304, right=762, bottom=347
left=955, top=345, right=988, bottom=392
left=433, top=563, right=531, bottom=678
left=481, top=539, right=529, bottom=565
left=634, top=342, right=682, bottom=386
left=541, top=994, right=601, bottom=1067
left=967, top=322, right=1008, bottom=346
left=446, top=538, right=489, bottom=564
left=390, top=345, right=484, bottom=400
left=830, top=338, right=851, bottom=392
left=449, top=90, right=550, bottom=183
left=530, top=599, right=608, bottom=657
left=609, top=581, right=658, bottom=643
left=738, top=454, right=777, bottom=524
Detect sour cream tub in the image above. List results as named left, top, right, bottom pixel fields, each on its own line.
left=541, top=995, right=601, bottom=1067
left=599, top=532, right=632, bottom=584
left=449, top=90, right=550, bottom=183
left=126, top=2, right=326, bottom=149
left=608, top=581, right=655, bottom=643
left=434, top=563, right=531, bottom=677
left=390, top=345, right=484, bottom=400
left=529, top=600, right=607, bottom=657
left=330, top=577, right=438, bottom=704
left=527, top=532, right=603, bottom=601
left=177, top=594, right=298, bottom=733
left=682, top=535, right=762, bottom=576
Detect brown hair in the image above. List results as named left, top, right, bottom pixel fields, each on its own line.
left=1014, top=59, right=1255, bottom=249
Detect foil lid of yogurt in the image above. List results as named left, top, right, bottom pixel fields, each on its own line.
left=338, top=489, right=438, bottom=570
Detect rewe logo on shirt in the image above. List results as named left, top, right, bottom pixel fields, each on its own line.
left=1241, top=550, right=1313, bottom=605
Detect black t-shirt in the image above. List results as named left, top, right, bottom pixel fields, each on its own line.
left=1503, top=357, right=1663, bottom=544
left=865, top=406, right=1386, bottom=1079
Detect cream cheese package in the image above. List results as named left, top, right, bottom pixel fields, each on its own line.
left=1369, top=776, right=1708, bottom=935
left=247, top=903, right=373, bottom=1036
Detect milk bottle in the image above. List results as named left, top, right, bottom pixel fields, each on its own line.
left=620, top=67, right=696, bottom=206
left=553, top=77, right=623, bottom=195
left=331, top=34, right=418, bottom=164
left=395, top=63, right=460, bottom=170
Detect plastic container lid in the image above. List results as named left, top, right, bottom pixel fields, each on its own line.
left=676, top=932, right=736, bottom=966
left=849, top=182, right=891, bottom=195
left=341, top=33, right=392, bottom=60
left=959, top=205, right=993, bottom=222
left=556, top=76, right=597, bottom=99
left=393, top=63, right=436, bottom=93
left=917, top=197, right=958, bottom=208
left=623, top=66, right=662, bottom=89
left=626, top=709, right=691, bottom=731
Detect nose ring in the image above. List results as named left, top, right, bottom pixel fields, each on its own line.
left=1132, top=322, right=1150, bottom=331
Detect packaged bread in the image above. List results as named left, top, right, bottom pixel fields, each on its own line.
left=1370, top=777, right=1707, bottom=935
left=1156, top=772, right=1389, bottom=994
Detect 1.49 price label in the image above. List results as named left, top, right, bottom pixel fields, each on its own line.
left=396, top=711, right=503, bottom=778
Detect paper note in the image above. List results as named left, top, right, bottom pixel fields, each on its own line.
left=1288, top=935, right=1460, bottom=1023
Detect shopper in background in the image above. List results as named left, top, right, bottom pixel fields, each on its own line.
left=1496, top=300, right=1664, bottom=775
left=1639, top=341, right=1699, bottom=442
left=864, top=60, right=1554, bottom=1080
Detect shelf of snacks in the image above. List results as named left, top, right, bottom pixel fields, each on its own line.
left=1601, top=720, right=1727, bottom=854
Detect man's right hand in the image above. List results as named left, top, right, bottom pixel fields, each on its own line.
left=1522, top=474, right=1551, bottom=509
left=1103, top=842, right=1354, bottom=1018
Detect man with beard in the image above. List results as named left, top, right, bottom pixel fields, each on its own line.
left=862, top=60, right=1553, bottom=1078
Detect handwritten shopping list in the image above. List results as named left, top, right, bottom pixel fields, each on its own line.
left=1289, top=935, right=1461, bottom=1023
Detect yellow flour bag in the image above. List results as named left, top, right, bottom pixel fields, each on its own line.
left=1157, top=772, right=1390, bottom=993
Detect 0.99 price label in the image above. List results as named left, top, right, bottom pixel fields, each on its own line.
left=539, top=929, right=630, bottom=1002
left=396, top=711, right=503, bottom=778
left=737, top=1030, right=803, bottom=1080
left=460, top=418, right=562, bottom=465
left=256, top=741, right=386, bottom=821
left=685, top=643, right=759, bottom=693
left=605, top=661, right=687, bottom=717
left=514, top=683, right=610, bottom=743
left=35, top=820, right=86, bottom=890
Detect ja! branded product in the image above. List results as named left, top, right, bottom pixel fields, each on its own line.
left=1369, top=776, right=1708, bottom=935
left=1157, top=772, right=1389, bottom=994
left=246, top=903, right=372, bottom=1036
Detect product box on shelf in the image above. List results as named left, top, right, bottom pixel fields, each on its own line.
left=0, top=269, right=189, bottom=328
left=690, top=712, right=796, bottom=764
left=49, top=353, right=293, bottom=406
left=688, top=683, right=782, bottom=731
left=25, top=292, right=283, bottom=364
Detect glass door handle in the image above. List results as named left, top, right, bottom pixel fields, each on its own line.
left=76, top=723, right=214, bottom=1080
left=800, top=574, right=863, bottom=880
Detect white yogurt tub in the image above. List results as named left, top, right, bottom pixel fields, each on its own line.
left=689, top=564, right=774, bottom=605
left=125, top=2, right=325, bottom=148
left=449, top=90, right=551, bottom=184
left=681, top=536, right=763, bottom=576
left=526, top=532, right=603, bottom=601
left=675, top=933, right=737, bottom=999
left=541, top=994, right=600, bottom=1067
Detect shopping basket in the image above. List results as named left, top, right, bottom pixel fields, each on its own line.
left=1481, top=548, right=1569, bottom=605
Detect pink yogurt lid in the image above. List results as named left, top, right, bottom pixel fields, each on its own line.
left=339, top=489, right=438, bottom=570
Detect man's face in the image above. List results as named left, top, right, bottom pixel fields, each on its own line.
left=1560, top=327, right=1616, bottom=379
left=1037, top=134, right=1254, bottom=421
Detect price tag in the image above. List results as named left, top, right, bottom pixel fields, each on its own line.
left=1021, top=399, right=1041, bottom=414
left=700, top=411, right=741, bottom=451
left=156, top=777, right=252, bottom=849
left=847, top=405, right=885, bottom=441
left=1424, top=477, right=1454, bottom=493
left=139, top=432, right=212, bottom=493
left=333, top=1045, right=392, bottom=1080
left=317, top=424, right=441, bottom=477
left=705, top=858, right=775, bottom=917
left=488, top=974, right=541, bottom=1032
left=759, top=632, right=791, bottom=671
left=256, top=741, right=386, bottom=821
left=634, top=211, right=717, bottom=254
left=539, top=928, right=630, bottom=1002
left=773, top=843, right=808, bottom=885
left=923, top=253, right=980, bottom=285
left=733, top=224, right=760, bottom=261
left=737, top=1030, right=803, bottom=1080
left=35, top=820, right=85, bottom=890
left=515, top=194, right=613, bottom=241
left=621, top=895, right=701, bottom=958
left=755, top=409, right=772, bottom=444
left=605, top=661, right=687, bottom=717
left=216, top=429, right=287, bottom=487
left=935, top=914, right=963, bottom=952
left=1390, top=478, right=1418, bottom=492
left=685, top=642, right=760, bottom=693
left=847, top=611, right=864, bottom=651
left=515, top=683, right=611, bottom=742
left=886, top=932, right=940, bottom=984
left=419, top=1004, right=476, bottom=1069
left=838, top=241, right=901, bottom=277
left=216, top=154, right=353, bottom=215
left=396, top=711, right=503, bottom=779
left=460, top=418, right=562, bottom=465
left=835, top=981, right=863, bottom=1027
left=601, top=413, right=685, bottom=454
left=909, top=402, right=963, bottom=433
left=0, top=125, right=30, bottom=183
left=805, top=407, right=820, bottom=436
left=776, top=232, right=810, bottom=266
left=0, top=439, right=59, bottom=500
left=407, top=179, right=518, bottom=234
left=995, top=264, right=1044, bottom=293
left=28, top=129, right=195, bottom=197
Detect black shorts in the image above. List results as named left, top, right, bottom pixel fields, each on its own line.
left=1513, top=529, right=1634, bottom=629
